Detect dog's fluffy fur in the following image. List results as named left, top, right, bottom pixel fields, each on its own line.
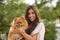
left=8, top=17, right=28, bottom=40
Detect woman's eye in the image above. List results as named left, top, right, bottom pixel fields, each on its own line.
left=28, top=13, right=30, bottom=15
left=32, top=12, right=34, bottom=14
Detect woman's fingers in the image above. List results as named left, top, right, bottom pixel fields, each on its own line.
left=19, top=28, right=25, bottom=33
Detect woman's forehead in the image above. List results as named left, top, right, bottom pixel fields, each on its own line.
left=28, top=9, right=34, bottom=13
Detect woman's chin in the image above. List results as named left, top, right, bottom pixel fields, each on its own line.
left=30, top=20, right=34, bottom=22
left=29, top=18, right=35, bottom=22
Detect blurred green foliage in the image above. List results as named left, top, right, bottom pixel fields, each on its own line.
left=0, top=0, right=60, bottom=40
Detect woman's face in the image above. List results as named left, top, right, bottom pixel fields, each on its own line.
left=28, top=9, right=36, bottom=22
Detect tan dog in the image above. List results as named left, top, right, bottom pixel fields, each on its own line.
left=8, top=17, right=28, bottom=40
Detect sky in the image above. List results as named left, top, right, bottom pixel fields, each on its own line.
left=45, top=0, right=59, bottom=7
left=24, top=0, right=35, bottom=5
left=24, top=0, right=59, bottom=7
left=3, top=0, right=59, bottom=7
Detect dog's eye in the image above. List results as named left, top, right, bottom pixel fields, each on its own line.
left=17, top=22, right=22, bottom=24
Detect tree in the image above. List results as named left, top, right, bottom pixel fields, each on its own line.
left=0, top=0, right=28, bottom=33
left=56, top=0, right=60, bottom=21
left=35, top=0, right=57, bottom=40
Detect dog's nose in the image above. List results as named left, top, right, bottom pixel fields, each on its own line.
left=16, top=22, right=22, bottom=27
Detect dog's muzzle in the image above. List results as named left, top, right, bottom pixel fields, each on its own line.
left=16, top=22, right=22, bottom=27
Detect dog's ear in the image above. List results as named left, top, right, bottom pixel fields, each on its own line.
left=14, top=18, right=17, bottom=22
left=13, top=18, right=17, bottom=25
left=11, top=18, right=17, bottom=27
left=21, top=17, right=25, bottom=20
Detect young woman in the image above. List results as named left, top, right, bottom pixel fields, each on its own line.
left=19, top=5, right=45, bottom=40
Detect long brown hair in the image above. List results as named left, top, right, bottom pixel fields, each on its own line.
left=25, top=5, right=40, bottom=35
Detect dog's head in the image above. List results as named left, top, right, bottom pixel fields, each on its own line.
left=12, top=17, right=28, bottom=30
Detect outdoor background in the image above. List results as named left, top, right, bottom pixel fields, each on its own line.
left=0, top=0, right=60, bottom=40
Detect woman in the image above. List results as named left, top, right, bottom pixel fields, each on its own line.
left=19, top=5, right=45, bottom=40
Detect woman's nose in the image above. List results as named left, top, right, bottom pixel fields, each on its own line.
left=30, top=14, right=33, bottom=17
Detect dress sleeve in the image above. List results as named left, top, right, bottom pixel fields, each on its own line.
left=31, top=23, right=45, bottom=40
left=37, top=23, right=45, bottom=40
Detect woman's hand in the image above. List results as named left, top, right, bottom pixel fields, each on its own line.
left=18, top=27, right=37, bottom=40
left=18, top=27, right=25, bottom=34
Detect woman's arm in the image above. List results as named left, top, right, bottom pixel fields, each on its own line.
left=21, top=31, right=38, bottom=40
left=19, top=28, right=38, bottom=40
left=19, top=23, right=45, bottom=40
left=21, top=23, right=45, bottom=40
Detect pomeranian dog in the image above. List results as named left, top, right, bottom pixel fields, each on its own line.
left=8, top=17, right=28, bottom=40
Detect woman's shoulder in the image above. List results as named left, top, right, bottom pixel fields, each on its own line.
left=36, top=22, right=45, bottom=30
left=31, top=22, right=45, bottom=35
left=38, top=22, right=44, bottom=27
